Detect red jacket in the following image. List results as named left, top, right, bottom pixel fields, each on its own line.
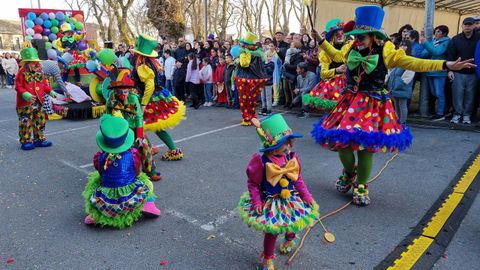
left=15, top=68, right=52, bottom=107
left=213, top=63, right=225, bottom=83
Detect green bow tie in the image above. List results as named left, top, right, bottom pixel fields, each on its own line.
left=347, top=50, right=379, bottom=74
left=62, top=36, right=75, bottom=43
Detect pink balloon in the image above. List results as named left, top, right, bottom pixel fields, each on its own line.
left=33, top=33, right=43, bottom=40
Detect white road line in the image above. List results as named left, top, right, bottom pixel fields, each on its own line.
left=164, top=209, right=200, bottom=225
left=46, top=124, right=98, bottom=136
left=79, top=163, right=94, bottom=168
left=200, top=209, right=238, bottom=231
left=60, top=159, right=91, bottom=175
left=0, top=119, right=12, bottom=123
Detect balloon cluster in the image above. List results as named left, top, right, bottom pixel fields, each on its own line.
left=24, top=11, right=85, bottom=50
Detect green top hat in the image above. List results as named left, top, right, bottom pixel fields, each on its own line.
left=20, top=48, right=41, bottom=63
left=95, top=114, right=134, bottom=154
left=325, top=18, right=344, bottom=41
left=252, top=114, right=303, bottom=152
left=132, top=34, right=159, bottom=58
left=240, top=32, right=258, bottom=46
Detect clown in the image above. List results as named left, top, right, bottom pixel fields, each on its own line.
left=233, top=32, right=269, bottom=126
left=131, top=34, right=186, bottom=161
left=238, top=114, right=319, bottom=270
left=15, top=48, right=56, bottom=150
left=55, top=23, right=85, bottom=53
left=303, top=18, right=351, bottom=111
left=104, top=69, right=162, bottom=181
left=83, top=115, right=161, bottom=229
left=56, top=23, right=86, bottom=86
left=310, top=5, right=475, bottom=205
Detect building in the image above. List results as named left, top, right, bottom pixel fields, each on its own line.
left=0, top=20, right=23, bottom=51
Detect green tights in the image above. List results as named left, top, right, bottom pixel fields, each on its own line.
left=338, top=147, right=373, bottom=185
left=155, top=130, right=176, bottom=151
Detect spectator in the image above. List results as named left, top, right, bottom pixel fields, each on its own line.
left=274, top=31, right=289, bottom=62
left=387, top=40, right=415, bottom=125
left=173, top=59, right=187, bottom=101
left=224, top=54, right=236, bottom=108
left=204, top=41, right=212, bottom=59
left=389, top=33, right=401, bottom=48
left=447, top=17, right=480, bottom=124
left=261, top=52, right=275, bottom=115
left=200, top=57, right=213, bottom=106
left=213, top=40, right=222, bottom=50
left=0, top=56, right=6, bottom=88
left=213, top=56, right=227, bottom=106
left=303, top=40, right=319, bottom=74
left=163, top=49, right=176, bottom=95
left=266, top=44, right=282, bottom=106
left=186, top=53, right=202, bottom=109
left=420, top=25, right=450, bottom=121
left=223, top=40, right=232, bottom=52
left=210, top=49, right=219, bottom=71
left=299, top=25, right=307, bottom=35
left=293, top=62, right=317, bottom=118
left=398, top=24, right=414, bottom=41
left=194, top=41, right=206, bottom=60
left=2, top=53, right=18, bottom=88
left=301, top=34, right=312, bottom=51
left=175, top=38, right=188, bottom=63
left=283, top=41, right=304, bottom=108
left=407, top=30, right=424, bottom=58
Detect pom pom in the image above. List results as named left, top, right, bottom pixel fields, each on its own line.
left=279, top=178, right=289, bottom=188
left=280, top=189, right=291, bottom=199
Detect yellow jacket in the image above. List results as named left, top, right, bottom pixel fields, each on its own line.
left=319, top=40, right=444, bottom=72
left=319, top=41, right=353, bottom=80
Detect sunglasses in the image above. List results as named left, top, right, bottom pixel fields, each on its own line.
left=357, top=34, right=369, bottom=41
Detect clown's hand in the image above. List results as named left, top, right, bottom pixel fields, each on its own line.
left=311, top=29, right=324, bottom=42
left=446, top=58, right=476, bottom=71
left=135, top=137, right=143, bottom=147
left=49, top=91, right=57, bottom=98
left=253, top=204, right=263, bottom=215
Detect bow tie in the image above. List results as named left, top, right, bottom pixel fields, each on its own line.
left=265, top=158, right=299, bottom=186
left=62, top=36, right=75, bottom=43
left=347, top=50, right=379, bottom=74
left=24, top=72, right=43, bottom=83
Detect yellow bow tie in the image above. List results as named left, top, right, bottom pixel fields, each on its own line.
left=266, top=158, right=300, bottom=186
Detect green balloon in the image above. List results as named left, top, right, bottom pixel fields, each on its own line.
left=51, top=26, right=59, bottom=34
left=45, top=42, right=52, bottom=50
left=98, top=49, right=115, bottom=66
left=70, top=18, right=77, bottom=23
left=75, top=22, right=84, bottom=30
left=51, top=19, right=59, bottom=27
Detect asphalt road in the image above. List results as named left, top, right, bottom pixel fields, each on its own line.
left=0, top=88, right=479, bottom=270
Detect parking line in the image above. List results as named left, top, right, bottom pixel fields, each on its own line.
left=46, top=124, right=98, bottom=136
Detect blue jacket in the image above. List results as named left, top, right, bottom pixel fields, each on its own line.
left=411, top=41, right=425, bottom=58
left=420, top=37, right=450, bottom=77
left=388, top=68, right=414, bottom=99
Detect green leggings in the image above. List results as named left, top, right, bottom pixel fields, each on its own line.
left=155, top=130, right=176, bottom=150
left=338, top=147, right=373, bottom=185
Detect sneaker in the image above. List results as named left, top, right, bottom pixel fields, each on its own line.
left=21, top=142, right=35, bottom=150
left=84, top=215, right=96, bottom=225
left=207, top=102, right=213, bottom=107
left=450, top=114, right=461, bottom=124
left=149, top=172, right=162, bottom=181
left=142, top=202, right=161, bottom=218
left=431, top=114, right=445, bottom=121
left=203, top=102, right=209, bottom=107
left=261, top=108, right=267, bottom=115
left=463, top=115, right=471, bottom=124
left=34, top=140, right=53, bottom=147
left=279, top=239, right=297, bottom=254
left=266, top=110, right=272, bottom=116
left=296, top=111, right=309, bottom=118
left=272, top=102, right=278, bottom=107
left=48, top=113, right=63, bottom=120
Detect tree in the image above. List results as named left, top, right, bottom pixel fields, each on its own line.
left=147, top=0, right=185, bottom=40
left=104, top=0, right=136, bottom=45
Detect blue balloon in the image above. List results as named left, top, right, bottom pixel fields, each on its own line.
left=85, top=60, right=99, bottom=72
left=70, top=23, right=76, bottom=30
left=40, top=12, right=49, bottom=20
left=230, top=45, right=242, bottom=58
left=25, top=20, right=35, bottom=28
left=27, top=12, right=37, bottom=20
left=48, top=33, right=57, bottom=41
left=55, top=11, right=65, bottom=20
left=43, top=28, right=51, bottom=36
left=43, top=20, right=52, bottom=28
left=34, top=17, right=44, bottom=25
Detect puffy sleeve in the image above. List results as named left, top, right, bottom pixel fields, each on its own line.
left=246, top=153, right=264, bottom=208
left=93, top=151, right=102, bottom=172
left=15, top=70, right=27, bottom=95
left=131, top=148, right=141, bottom=176
left=319, top=50, right=335, bottom=80
left=137, top=64, right=155, bottom=106
left=383, top=41, right=444, bottom=72
left=319, top=40, right=352, bottom=64
left=291, top=153, right=313, bottom=204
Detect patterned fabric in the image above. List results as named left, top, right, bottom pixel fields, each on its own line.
left=43, top=95, right=54, bottom=115
left=234, top=77, right=269, bottom=122
left=238, top=191, right=318, bottom=234
left=305, top=75, right=345, bottom=111
left=136, top=136, right=155, bottom=175
left=143, top=91, right=184, bottom=129
left=16, top=101, right=46, bottom=144
left=311, top=90, right=412, bottom=153
left=24, top=71, right=44, bottom=83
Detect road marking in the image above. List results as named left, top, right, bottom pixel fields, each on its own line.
left=200, top=208, right=237, bottom=231
left=387, top=153, right=480, bottom=269
left=0, top=119, right=12, bottom=123
left=46, top=124, right=98, bottom=136
left=60, top=159, right=92, bottom=175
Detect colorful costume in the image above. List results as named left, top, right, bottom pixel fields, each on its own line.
left=312, top=6, right=446, bottom=205
left=15, top=48, right=55, bottom=150
left=83, top=115, right=160, bottom=229
left=104, top=69, right=161, bottom=181
left=131, top=34, right=186, bottom=161
left=233, top=32, right=269, bottom=126
left=238, top=114, right=319, bottom=270
left=303, top=19, right=351, bottom=111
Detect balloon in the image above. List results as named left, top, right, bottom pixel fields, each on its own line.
left=78, top=41, right=88, bottom=51
left=45, top=42, right=53, bottom=50
left=34, top=17, right=44, bottom=25
left=40, top=12, right=49, bottom=20
left=70, top=23, right=76, bottom=31
left=48, top=33, right=57, bottom=41
left=73, top=14, right=84, bottom=22
left=25, top=20, right=34, bottom=28
left=33, top=33, right=43, bottom=40
left=25, top=28, right=35, bottom=36
left=49, top=12, right=56, bottom=19
left=33, top=25, right=43, bottom=34
left=51, top=18, right=59, bottom=27
left=98, top=49, right=115, bottom=66
left=74, top=22, right=84, bottom=30
left=43, top=28, right=51, bottom=36
left=51, top=26, right=59, bottom=34
left=85, top=60, right=99, bottom=72
left=27, top=12, right=37, bottom=20
left=43, top=36, right=49, bottom=41
left=25, top=35, right=33, bottom=41
left=43, top=20, right=52, bottom=28
left=57, top=33, right=64, bottom=39
left=55, top=11, right=65, bottom=20
left=47, top=49, right=57, bottom=59
left=70, top=18, right=77, bottom=24
left=230, top=45, right=241, bottom=58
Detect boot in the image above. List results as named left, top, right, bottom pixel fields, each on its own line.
left=336, top=168, right=356, bottom=193
left=353, top=184, right=371, bottom=206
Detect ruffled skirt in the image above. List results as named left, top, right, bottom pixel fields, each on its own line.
left=303, top=75, right=345, bottom=111
left=143, top=90, right=186, bottom=131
